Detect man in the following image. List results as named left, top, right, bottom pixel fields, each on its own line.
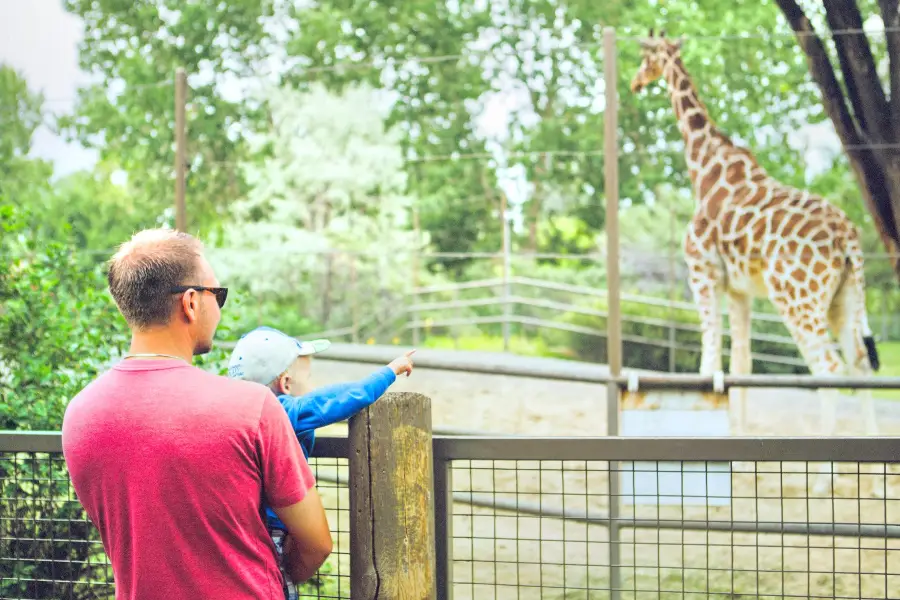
left=61, top=228, right=331, bottom=599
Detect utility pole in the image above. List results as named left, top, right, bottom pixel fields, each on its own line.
left=174, top=68, right=188, bottom=232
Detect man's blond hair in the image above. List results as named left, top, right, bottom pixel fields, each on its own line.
left=107, top=229, right=205, bottom=329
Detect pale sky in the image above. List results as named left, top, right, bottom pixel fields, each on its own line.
left=0, top=0, right=99, bottom=175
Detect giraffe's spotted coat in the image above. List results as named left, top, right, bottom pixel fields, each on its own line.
left=630, top=34, right=878, bottom=385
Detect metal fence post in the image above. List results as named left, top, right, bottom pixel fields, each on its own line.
left=433, top=458, right=454, bottom=600
left=413, top=207, right=422, bottom=347
left=501, top=192, right=512, bottom=351
left=348, top=392, right=437, bottom=599
left=603, top=25, right=623, bottom=600
left=350, top=255, right=360, bottom=344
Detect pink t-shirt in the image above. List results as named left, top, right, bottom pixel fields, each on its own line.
left=61, top=358, right=316, bottom=599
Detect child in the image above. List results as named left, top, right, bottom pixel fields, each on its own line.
left=227, top=326, right=414, bottom=599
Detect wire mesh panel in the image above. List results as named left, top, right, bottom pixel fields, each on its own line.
left=0, top=446, right=350, bottom=600
left=442, top=441, right=900, bottom=600
left=1, top=449, right=113, bottom=600
left=303, top=457, right=351, bottom=599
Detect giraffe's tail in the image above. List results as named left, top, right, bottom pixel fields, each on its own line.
left=843, top=234, right=880, bottom=372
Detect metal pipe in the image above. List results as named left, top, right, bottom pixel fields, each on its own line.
left=619, top=373, right=900, bottom=390
left=432, top=435, right=900, bottom=462
left=501, top=191, right=512, bottom=352
left=433, top=459, right=454, bottom=600
left=309, top=473, right=900, bottom=543
left=271, top=342, right=900, bottom=390
left=603, top=26, right=622, bottom=600
left=9, top=432, right=900, bottom=464
left=443, top=492, right=900, bottom=540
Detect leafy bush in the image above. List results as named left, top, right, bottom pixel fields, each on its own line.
left=1, top=201, right=128, bottom=598
left=0, top=203, right=130, bottom=430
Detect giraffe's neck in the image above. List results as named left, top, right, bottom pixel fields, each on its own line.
left=661, top=56, right=736, bottom=192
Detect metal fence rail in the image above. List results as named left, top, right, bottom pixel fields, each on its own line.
left=293, top=341, right=900, bottom=390
left=432, top=436, right=900, bottom=600
left=6, top=433, right=900, bottom=600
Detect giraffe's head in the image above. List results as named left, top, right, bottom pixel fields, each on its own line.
left=630, top=28, right=683, bottom=93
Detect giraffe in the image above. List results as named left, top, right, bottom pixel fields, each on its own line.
left=628, top=30, right=882, bottom=496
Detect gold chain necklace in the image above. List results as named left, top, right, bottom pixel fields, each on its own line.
left=123, top=353, right=186, bottom=362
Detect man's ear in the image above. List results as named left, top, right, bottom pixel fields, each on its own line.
left=178, top=290, right=200, bottom=324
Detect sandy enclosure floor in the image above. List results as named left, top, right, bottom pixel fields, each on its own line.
left=306, top=358, right=900, bottom=599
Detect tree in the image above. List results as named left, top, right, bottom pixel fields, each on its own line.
left=284, top=0, right=827, bottom=264
left=0, top=65, right=52, bottom=201
left=31, top=162, right=154, bottom=266
left=283, top=0, right=501, bottom=272
left=774, top=0, right=900, bottom=281
left=59, top=0, right=850, bottom=281
left=61, top=0, right=277, bottom=231
left=0, top=202, right=129, bottom=432
left=0, top=201, right=128, bottom=600
left=212, top=82, right=421, bottom=336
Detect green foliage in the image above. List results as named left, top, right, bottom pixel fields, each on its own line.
left=32, top=164, right=151, bottom=262
left=57, top=0, right=897, bottom=333
left=61, top=0, right=275, bottom=229
left=0, top=65, right=53, bottom=201
left=273, top=0, right=500, bottom=267
left=0, top=200, right=123, bottom=598
left=0, top=202, right=129, bottom=431
left=211, top=82, right=422, bottom=335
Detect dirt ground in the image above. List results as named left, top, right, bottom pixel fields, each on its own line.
left=306, top=356, right=900, bottom=599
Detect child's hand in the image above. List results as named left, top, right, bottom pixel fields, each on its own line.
left=388, top=349, right=416, bottom=377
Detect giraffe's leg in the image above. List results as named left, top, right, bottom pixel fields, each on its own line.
left=764, top=282, right=845, bottom=496
left=727, top=291, right=752, bottom=435
left=830, top=279, right=883, bottom=497
left=686, top=262, right=724, bottom=377
left=832, top=291, right=878, bottom=436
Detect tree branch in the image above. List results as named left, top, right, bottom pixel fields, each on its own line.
left=775, top=0, right=900, bottom=274
left=879, top=0, right=900, bottom=123
left=773, top=0, right=863, bottom=147
left=822, top=0, right=893, bottom=142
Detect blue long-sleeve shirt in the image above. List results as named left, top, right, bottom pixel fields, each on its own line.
left=265, top=366, right=396, bottom=531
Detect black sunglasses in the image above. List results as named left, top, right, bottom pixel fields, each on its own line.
left=171, top=285, right=228, bottom=308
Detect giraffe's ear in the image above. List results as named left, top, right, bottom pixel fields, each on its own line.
left=674, top=37, right=684, bottom=50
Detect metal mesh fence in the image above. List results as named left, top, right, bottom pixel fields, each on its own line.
left=447, top=457, right=900, bottom=599
left=303, top=457, right=351, bottom=600
left=8, top=434, right=900, bottom=599
left=1, top=450, right=112, bottom=600
left=0, top=448, right=350, bottom=600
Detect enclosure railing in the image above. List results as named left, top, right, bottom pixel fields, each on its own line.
left=432, top=435, right=900, bottom=600
left=6, top=392, right=900, bottom=600
left=277, top=275, right=811, bottom=371
left=406, top=275, right=810, bottom=369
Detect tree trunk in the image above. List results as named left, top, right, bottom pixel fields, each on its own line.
left=775, top=0, right=900, bottom=283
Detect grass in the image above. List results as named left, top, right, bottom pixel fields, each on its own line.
left=420, top=333, right=576, bottom=360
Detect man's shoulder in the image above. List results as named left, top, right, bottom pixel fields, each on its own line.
left=202, top=370, right=274, bottom=403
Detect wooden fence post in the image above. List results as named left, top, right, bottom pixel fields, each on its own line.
left=349, top=392, right=436, bottom=600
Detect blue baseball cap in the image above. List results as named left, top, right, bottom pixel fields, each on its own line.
left=227, top=326, right=331, bottom=385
